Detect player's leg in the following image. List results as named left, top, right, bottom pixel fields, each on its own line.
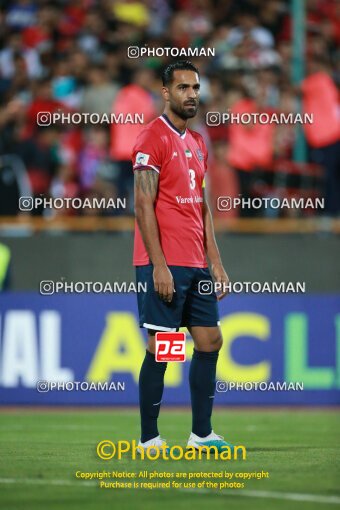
left=138, top=330, right=167, bottom=444
left=136, top=264, right=188, bottom=452
left=184, top=268, right=235, bottom=452
left=188, top=325, right=222, bottom=438
left=187, top=325, right=234, bottom=451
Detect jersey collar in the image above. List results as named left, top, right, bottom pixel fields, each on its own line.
left=160, top=114, right=187, bottom=139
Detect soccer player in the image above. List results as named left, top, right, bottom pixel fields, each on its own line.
left=133, top=60, right=233, bottom=453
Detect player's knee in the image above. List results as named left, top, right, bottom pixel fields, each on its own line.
left=146, top=330, right=160, bottom=355
left=146, top=335, right=168, bottom=372
left=146, top=340, right=155, bottom=354
left=210, top=333, right=223, bottom=351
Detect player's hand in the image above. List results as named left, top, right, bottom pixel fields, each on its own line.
left=211, top=262, right=230, bottom=301
left=153, top=264, right=175, bottom=303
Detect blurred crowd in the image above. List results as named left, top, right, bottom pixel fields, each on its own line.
left=0, top=0, right=339, bottom=218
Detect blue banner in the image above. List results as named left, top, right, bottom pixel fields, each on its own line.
left=0, top=293, right=339, bottom=405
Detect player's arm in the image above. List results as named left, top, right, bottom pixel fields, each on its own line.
left=202, top=189, right=230, bottom=300
left=134, top=169, right=174, bottom=302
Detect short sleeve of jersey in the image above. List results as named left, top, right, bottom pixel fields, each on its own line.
left=200, top=135, right=208, bottom=173
left=195, top=132, right=208, bottom=189
left=132, top=127, right=163, bottom=173
left=192, top=131, right=208, bottom=174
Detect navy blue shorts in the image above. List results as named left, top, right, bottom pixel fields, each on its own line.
left=136, top=265, right=220, bottom=332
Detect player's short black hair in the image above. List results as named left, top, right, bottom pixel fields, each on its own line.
left=162, top=61, right=200, bottom=86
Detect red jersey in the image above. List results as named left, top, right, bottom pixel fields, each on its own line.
left=301, top=72, right=340, bottom=148
left=110, top=84, right=156, bottom=161
left=132, top=114, right=208, bottom=267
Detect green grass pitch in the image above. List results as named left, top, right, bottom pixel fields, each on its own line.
left=0, top=408, right=339, bottom=510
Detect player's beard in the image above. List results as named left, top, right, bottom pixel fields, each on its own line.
left=170, top=100, right=198, bottom=120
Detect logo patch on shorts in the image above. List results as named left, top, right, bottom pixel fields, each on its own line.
left=155, top=332, right=186, bottom=362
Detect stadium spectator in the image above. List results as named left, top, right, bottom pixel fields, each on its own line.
left=0, top=0, right=338, bottom=218
left=227, top=94, right=275, bottom=216
left=5, top=0, right=36, bottom=31
left=301, top=57, right=340, bottom=215
left=208, top=140, right=239, bottom=219
left=109, top=68, right=158, bottom=211
left=25, top=78, right=64, bottom=136
left=0, top=28, right=43, bottom=79
left=80, top=63, right=119, bottom=115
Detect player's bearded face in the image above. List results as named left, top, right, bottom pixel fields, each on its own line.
left=169, top=97, right=198, bottom=119
left=168, top=71, right=200, bottom=119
